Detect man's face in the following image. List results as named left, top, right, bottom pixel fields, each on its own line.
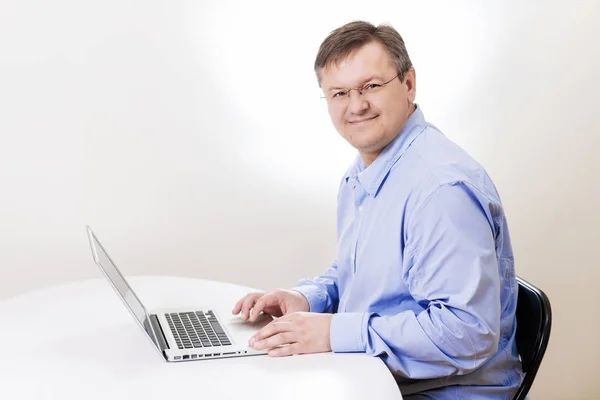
left=319, top=41, right=416, bottom=166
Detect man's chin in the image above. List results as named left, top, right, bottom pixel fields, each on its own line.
left=347, top=132, right=379, bottom=148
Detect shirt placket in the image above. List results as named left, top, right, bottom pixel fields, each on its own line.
left=350, top=177, right=368, bottom=274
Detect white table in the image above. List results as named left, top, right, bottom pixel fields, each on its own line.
left=0, top=276, right=402, bottom=399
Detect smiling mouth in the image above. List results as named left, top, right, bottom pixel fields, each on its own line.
left=349, top=115, right=378, bottom=124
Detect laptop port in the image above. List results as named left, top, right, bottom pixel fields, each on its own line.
left=174, top=356, right=181, bottom=360
left=214, top=353, right=221, bottom=356
left=191, top=354, right=198, bottom=359
left=223, top=352, right=236, bottom=355
left=183, top=355, right=189, bottom=360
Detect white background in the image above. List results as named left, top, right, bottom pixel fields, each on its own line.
left=1, top=1, right=599, bottom=398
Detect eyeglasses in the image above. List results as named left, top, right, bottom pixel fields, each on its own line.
left=320, top=72, right=402, bottom=104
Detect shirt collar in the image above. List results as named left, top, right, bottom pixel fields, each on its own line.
left=344, top=104, right=427, bottom=197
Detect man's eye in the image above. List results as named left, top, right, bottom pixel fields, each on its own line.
left=333, top=91, right=348, bottom=98
left=364, top=83, right=381, bottom=90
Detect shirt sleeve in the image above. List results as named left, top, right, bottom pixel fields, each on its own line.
left=291, top=260, right=340, bottom=314
left=329, top=182, right=502, bottom=379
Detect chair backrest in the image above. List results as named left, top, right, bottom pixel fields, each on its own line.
left=513, top=277, right=552, bottom=400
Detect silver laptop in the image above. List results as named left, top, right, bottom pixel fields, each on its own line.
left=86, top=225, right=271, bottom=362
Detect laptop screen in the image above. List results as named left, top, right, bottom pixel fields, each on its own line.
left=86, top=226, right=159, bottom=350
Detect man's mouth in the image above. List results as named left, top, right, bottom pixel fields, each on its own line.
left=348, top=115, right=378, bottom=124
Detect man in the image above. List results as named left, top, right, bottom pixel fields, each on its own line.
left=232, top=21, right=523, bottom=399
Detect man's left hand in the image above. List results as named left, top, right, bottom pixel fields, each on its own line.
left=248, top=312, right=333, bottom=357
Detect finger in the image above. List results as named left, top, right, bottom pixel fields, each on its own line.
left=252, top=332, right=296, bottom=351
left=268, top=343, right=302, bottom=357
left=240, top=294, right=262, bottom=320
left=250, top=321, right=293, bottom=345
left=232, top=293, right=259, bottom=315
left=232, top=296, right=246, bottom=315
left=249, top=295, right=275, bottom=322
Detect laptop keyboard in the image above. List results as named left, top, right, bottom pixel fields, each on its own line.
left=165, top=310, right=232, bottom=350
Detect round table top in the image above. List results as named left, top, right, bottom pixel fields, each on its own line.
left=0, top=276, right=402, bottom=399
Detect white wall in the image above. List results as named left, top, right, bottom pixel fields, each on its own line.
left=1, top=1, right=598, bottom=398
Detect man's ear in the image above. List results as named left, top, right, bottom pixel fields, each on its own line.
left=403, top=68, right=417, bottom=102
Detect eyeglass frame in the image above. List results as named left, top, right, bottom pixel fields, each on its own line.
left=320, top=71, right=404, bottom=102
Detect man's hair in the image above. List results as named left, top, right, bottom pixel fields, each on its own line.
left=314, top=21, right=413, bottom=86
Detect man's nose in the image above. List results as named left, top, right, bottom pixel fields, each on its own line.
left=347, top=90, right=369, bottom=114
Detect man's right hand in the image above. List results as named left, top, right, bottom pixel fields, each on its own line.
left=231, top=289, right=310, bottom=322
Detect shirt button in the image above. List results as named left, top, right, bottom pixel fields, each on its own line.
left=358, top=205, right=363, bottom=212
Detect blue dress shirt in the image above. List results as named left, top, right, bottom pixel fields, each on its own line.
left=293, top=105, right=524, bottom=399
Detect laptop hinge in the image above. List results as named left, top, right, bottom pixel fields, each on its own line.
left=149, top=314, right=170, bottom=355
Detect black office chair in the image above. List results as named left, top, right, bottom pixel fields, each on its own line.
left=513, top=277, right=552, bottom=400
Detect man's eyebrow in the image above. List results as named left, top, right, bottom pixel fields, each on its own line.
left=326, top=75, right=384, bottom=92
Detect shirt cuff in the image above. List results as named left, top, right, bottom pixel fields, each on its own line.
left=330, top=312, right=369, bottom=353
left=290, top=285, right=329, bottom=313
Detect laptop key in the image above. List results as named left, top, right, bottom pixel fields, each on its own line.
left=207, top=317, right=226, bottom=335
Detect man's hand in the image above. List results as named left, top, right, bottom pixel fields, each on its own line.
left=232, top=289, right=310, bottom=322
left=248, top=312, right=333, bottom=357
